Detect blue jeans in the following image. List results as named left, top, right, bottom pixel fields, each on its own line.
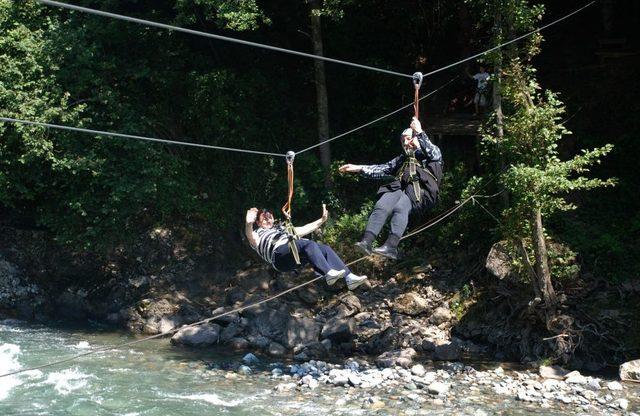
left=273, top=239, right=350, bottom=276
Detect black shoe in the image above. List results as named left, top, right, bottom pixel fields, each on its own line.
left=354, top=240, right=373, bottom=256
left=373, top=244, right=398, bottom=260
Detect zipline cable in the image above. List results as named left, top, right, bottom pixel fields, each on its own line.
left=421, top=1, right=596, bottom=79
left=37, top=0, right=412, bottom=80
left=37, top=0, right=595, bottom=84
left=0, top=190, right=499, bottom=379
left=296, top=76, right=458, bottom=155
left=0, top=117, right=286, bottom=157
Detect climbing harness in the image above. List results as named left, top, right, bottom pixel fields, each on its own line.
left=396, top=149, right=423, bottom=203
left=281, top=151, right=301, bottom=265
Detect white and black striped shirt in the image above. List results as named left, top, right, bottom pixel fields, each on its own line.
left=252, top=225, right=290, bottom=264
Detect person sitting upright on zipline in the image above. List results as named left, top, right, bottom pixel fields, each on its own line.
left=245, top=205, right=368, bottom=290
left=339, top=117, right=443, bottom=260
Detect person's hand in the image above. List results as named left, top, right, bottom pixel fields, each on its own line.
left=410, top=117, right=423, bottom=134
left=339, top=164, right=362, bottom=173
left=246, top=208, right=258, bottom=224
left=320, top=203, right=328, bottom=223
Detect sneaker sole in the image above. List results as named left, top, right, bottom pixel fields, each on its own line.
left=347, top=279, right=368, bottom=290
left=354, top=243, right=372, bottom=257
left=325, top=270, right=347, bottom=285
left=372, top=250, right=398, bottom=260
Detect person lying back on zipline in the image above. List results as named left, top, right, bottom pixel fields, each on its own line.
left=339, top=117, right=443, bottom=260
left=245, top=205, right=368, bottom=290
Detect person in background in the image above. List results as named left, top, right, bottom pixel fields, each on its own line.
left=467, top=65, right=491, bottom=116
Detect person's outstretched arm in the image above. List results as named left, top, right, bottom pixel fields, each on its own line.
left=245, top=208, right=258, bottom=248
left=294, top=204, right=328, bottom=237
left=339, top=156, right=403, bottom=181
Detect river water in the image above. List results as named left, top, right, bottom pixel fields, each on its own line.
left=1, top=319, right=637, bottom=415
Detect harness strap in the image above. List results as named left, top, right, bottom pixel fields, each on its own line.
left=396, top=152, right=422, bottom=203
left=281, top=151, right=301, bottom=265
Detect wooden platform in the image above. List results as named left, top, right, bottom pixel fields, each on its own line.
left=424, top=114, right=483, bottom=136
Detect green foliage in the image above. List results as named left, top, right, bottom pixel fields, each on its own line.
left=174, top=0, right=271, bottom=30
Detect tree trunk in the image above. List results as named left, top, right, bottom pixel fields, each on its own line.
left=492, top=5, right=509, bottom=208
left=602, top=0, right=615, bottom=38
left=309, top=0, right=332, bottom=189
left=531, top=207, right=557, bottom=314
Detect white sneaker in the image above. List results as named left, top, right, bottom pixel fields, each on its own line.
left=345, top=273, right=368, bottom=290
left=325, top=269, right=347, bottom=286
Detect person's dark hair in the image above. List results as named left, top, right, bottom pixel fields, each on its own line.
left=254, top=208, right=274, bottom=229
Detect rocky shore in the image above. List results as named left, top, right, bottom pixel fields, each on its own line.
left=1, top=224, right=639, bottom=415
left=197, top=352, right=639, bottom=414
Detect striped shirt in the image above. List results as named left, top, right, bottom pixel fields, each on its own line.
left=252, top=225, right=290, bottom=264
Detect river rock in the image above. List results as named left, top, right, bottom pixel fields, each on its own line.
left=616, top=398, right=629, bottom=410
left=620, top=359, right=640, bottom=382
left=328, top=369, right=350, bottom=386
left=411, top=364, right=427, bottom=377
left=376, top=348, right=417, bottom=368
left=392, top=292, right=430, bottom=316
left=321, top=317, right=355, bottom=342
left=429, top=307, right=453, bottom=325
left=607, top=381, right=623, bottom=391
left=274, top=382, right=297, bottom=392
left=242, top=353, right=260, bottom=365
left=433, top=342, right=461, bottom=361
left=565, top=371, right=587, bottom=384
left=285, top=316, right=321, bottom=348
left=247, top=307, right=289, bottom=344
left=170, top=323, right=220, bottom=346
left=229, top=337, right=249, bottom=350
left=268, top=342, right=286, bottom=357
left=485, top=242, right=512, bottom=280
left=428, top=381, right=450, bottom=395
left=211, top=307, right=240, bottom=325
left=539, top=365, right=569, bottom=380
left=220, top=322, right=242, bottom=343
left=238, top=365, right=252, bottom=375
left=335, top=294, right=362, bottom=318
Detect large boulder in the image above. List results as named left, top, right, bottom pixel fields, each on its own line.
left=285, top=315, right=321, bottom=348
left=335, top=294, right=362, bottom=318
left=485, top=242, right=512, bottom=280
left=429, top=306, right=453, bottom=325
left=620, top=359, right=640, bottom=382
left=376, top=348, right=417, bottom=368
left=321, top=317, right=355, bottom=342
left=0, top=258, right=41, bottom=318
left=247, top=307, right=289, bottom=344
left=392, top=292, right=430, bottom=316
left=432, top=342, right=461, bottom=361
left=170, top=323, right=221, bottom=346
left=539, top=365, right=570, bottom=380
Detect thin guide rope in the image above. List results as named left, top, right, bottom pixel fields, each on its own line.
left=297, top=77, right=458, bottom=155
left=0, top=117, right=286, bottom=157
left=0, top=192, right=492, bottom=378
left=37, top=0, right=412, bottom=80
left=421, top=1, right=596, bottom=78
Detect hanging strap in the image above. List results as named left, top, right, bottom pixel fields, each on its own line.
left=281, top=151, right=301, bottom=265
left=396, top=151, right=422, bottom=203
left=412, top=72, right=424, bottom=120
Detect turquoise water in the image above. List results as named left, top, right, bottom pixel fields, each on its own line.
left=1, top=319, right=638, bottom=415
left=0, top=320, right=308, bottom=416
